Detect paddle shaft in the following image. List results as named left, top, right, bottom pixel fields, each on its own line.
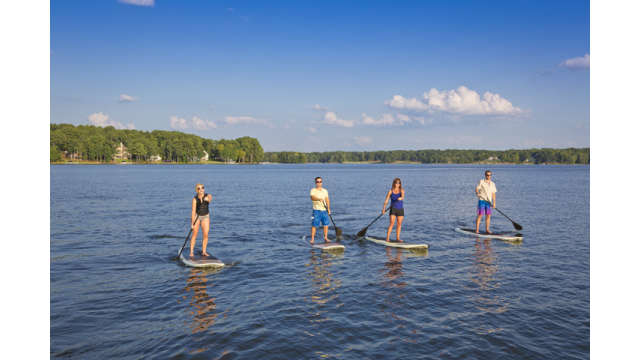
left=357, top=207, right=390, bottom=237
left=492, top=206, right=522, bottom=230
left=178, top=215, right=200, bottom=257
left=322, top=201, right=342, bottom=237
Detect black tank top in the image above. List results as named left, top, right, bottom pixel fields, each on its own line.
left=194, top=194, right=210, bottom=215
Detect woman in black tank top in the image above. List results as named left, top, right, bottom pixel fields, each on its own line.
left=190, top=183, right=213, bottom=257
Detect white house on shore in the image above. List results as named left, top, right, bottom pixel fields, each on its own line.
left=113, top=142, right=130, bottom=161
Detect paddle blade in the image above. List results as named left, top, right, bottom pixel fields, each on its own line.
left=513, top=222, right=523, bottom=231
left=356, top=228, right=367, bottom=238
left=335, top=227, right=343, bottom=238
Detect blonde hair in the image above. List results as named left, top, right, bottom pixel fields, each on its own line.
left=195, top=183, right=204, bottom=192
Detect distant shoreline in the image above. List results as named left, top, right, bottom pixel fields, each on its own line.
left=51, top=160, right=587, bottom=166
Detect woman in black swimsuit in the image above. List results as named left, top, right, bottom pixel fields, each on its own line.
left=190, top=183, right=213, bottom=257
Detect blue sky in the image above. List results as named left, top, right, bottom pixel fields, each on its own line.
left=51, top=0, right=589, bottom=151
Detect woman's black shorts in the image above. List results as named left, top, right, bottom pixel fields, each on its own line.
left=390, top=207, right=404, bottom=217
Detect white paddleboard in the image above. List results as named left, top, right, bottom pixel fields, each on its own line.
left=364, top=236, right=429, bottom=250
left=303, top=236, right=345, bottom=251
left=180, top=251, right=225, bottom=268
left=454, top=227, right=523, bottom=241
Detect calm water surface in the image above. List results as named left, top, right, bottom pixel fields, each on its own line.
left=51, top=164, right=589, bottom=359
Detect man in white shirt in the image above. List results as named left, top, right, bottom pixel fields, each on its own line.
left=475, top=170, right=497, bottom=233
left=310, top=176, right=331, bottom=244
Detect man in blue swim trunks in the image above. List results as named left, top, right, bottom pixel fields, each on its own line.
left=475, top=170, right=497, bottom=234
left=310, top=176, right=331, bottom=244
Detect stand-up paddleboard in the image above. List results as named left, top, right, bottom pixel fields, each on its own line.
left=364, top=236, right=429, bottom=250
left=454, top=227, right=523, bottom=241
left=180, top=251, right=225, bottom=268
left=302, top=236, right=345, bottom=251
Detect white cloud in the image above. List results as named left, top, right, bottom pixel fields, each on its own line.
left=224, top=116, right=268, bottom=125
left=560, top=53, right=590, bottom=69
left=170, top=116, right=188, bottom=129
left=191, top=116, right=217, bottom=130
left=118, top=0, right=154, bottom=7
left=307, top=127, right=318, bottom=133
left=323, top=111, right=354, bottom=127
left=312, top=104, right=328, bottom=111
left=88, top=112, right=135, bottom=129
left=119, top=94, right=136, bottom=103
left=384, top=95, right=429, bottom=112
left=170, top=115, right=217, bottom=130
left=361, top=113, right=413, bottom=126
left=386, top=86, right=522, bottom=116
left=354, top=136, right=373, bottom=146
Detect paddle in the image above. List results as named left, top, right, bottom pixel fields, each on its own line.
left=178, top=216, right=200, bottom=257
left=323, top=201, right=343, bottom=239
left=356, top=207, right=390, bottom=238
left=491, top=202, right=523, bottom=231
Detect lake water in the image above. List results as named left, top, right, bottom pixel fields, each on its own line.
left=51, top=164, right=589, bottom=359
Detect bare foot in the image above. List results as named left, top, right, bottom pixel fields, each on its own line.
left=189, top=252, right=194, bottom=258
left=486, top=230, right=492, bottom=234
left=396, top=239, right=403, bottom=243
left=310, top=238, right=314, bottom=245
left=324, top=238, right=331, bottom=243
left=475, top=230, right=480, bottom=234
left=202, top=251, right=210, bottom=257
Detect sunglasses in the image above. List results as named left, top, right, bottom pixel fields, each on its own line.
left=198, top=187, right=205, bottom=190
left=316, top=181, right=322, bottom=183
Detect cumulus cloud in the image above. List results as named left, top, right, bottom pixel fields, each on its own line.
left=354, top=136, right=373, bottom=146
left=192, top=116, right=217, bottom=130
left=88, top=112, right=135, bottom=129
left=385, top=95, right=429, bottom=112
left=323, top=111, right=355, bottom=127
left=119, top=94, right=137, bottom=103
left=361, top=113, right=415, bottom=126
left=386, top=86, right=522, bottom=116
left=170, top=116, right=217, bottom=130
left=312, top=105, right=354, bottom=127
left=560, top=53, right=590, bottom=69
left=170, top=116, right=189, bottom=129
left=224, top=116, right=269, bottom=125
left=118, top=0, right=154, bottom=6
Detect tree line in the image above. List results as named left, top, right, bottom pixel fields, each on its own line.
left=263, top=148, right=589, bottom=164
left=50, top=124, right=264, bottom=163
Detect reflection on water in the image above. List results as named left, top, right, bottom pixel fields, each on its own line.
left=180, top=268, right=224, bottom=335
left=382, top=248, right=406, bottom=286
left=305, top=250, right=343, bottom=325
left=377, top=248, right=423, bottom=344
left=468, top=239, right=508, bottom=334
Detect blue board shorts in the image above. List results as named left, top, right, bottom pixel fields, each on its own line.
left=477, top=200, right=492, bottom=215
left=311, top=210, right=330, bottom=227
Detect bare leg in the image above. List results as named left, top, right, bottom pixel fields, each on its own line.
left=396, top=216, right=404, bottom=242
left=310, top=227, right=316, bottom=244
left=486, top=214, right=492, bottom=234
left=475, top=214, right=482, bottom=233
left=386, top=215, right=397, bottom=242
left=323, top=225, right=330, bottom=243
left=190, top=220, right=200, bottom=257
left=201, top=217, right=210, bottom=256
